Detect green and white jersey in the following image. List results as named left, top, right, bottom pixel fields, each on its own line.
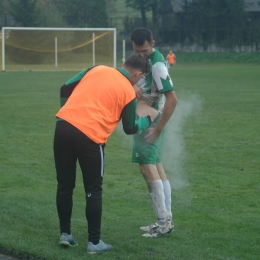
left=137, top=49, right=174, bottom=112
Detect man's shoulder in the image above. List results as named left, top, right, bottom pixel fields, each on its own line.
left=151, top=49, right=166, bottom=64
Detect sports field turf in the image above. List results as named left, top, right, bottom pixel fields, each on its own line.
left=0, top=64, right=259, bottom=259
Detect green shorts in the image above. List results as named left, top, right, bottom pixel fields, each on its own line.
left=132, top=114, right=164, bottom=164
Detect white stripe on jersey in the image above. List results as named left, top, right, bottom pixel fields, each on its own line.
left=152, top=62, right=172, bottom=91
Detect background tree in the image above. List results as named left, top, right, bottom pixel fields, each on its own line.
left=125, top=0, right=150, bottom=27
left=125, top=0, right=165, bottom=28
left=125, top=0, right=164, bottom=41
left=184, top=0, right=246, bottom=48
left=38, top=0, right=66, bottom=27
left=150, top=0, right=164, bottom=28
left=0, top=0, right=6, bottom=27
left=89, top=0, right=108, bottom=27
left=56, top=0, right=108, bottom=27
left=0, top=1, right=5, bottom=16
left=6, top=0, right=39, bottom=26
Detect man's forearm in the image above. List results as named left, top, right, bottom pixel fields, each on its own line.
left=155, top=91, right=178, bottom=131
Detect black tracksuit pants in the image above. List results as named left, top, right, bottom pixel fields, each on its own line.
left=54, top=120, right=105, bottom=243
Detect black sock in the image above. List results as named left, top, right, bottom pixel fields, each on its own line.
left=90, top=240, right=99, bottom=245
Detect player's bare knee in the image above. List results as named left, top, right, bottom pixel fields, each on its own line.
left=139, top=164, right=147, bottom=176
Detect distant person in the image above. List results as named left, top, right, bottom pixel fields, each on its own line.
left=167, top=50, right=176, bottom=69
left=54, top=53, right=151, bottom=253
left=130, top=28, right=178, bottom=237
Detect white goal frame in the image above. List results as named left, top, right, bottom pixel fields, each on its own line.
left=1, top=27, right=117, bottom=71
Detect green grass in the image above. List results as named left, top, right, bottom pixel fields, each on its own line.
left=0, top=65, right=260, bottom=260
left=159, top=51, right=260, bottom=64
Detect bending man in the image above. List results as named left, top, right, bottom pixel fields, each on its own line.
left=54, top=53, right=151, bottom=253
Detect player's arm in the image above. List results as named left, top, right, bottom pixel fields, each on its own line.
left=60, top=66, right=95, bottom=107
left=155, top=90, right=177, bottom=132
left=133, top=84, right=144, bottom=100
left=121, top=99, right=151, bottom=134
left=145, top=90, right=177, bottom=143
left=145, top=62, right=178, bottom=142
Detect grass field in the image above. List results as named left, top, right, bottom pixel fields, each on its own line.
left=0, top=64, right=259, bottom=260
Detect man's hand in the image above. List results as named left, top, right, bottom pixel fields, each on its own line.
left=144, top=91, right=178, bottom=143
left=144, top=127, right=162, bottom=143
left=133, top=84, right=144, bottom=100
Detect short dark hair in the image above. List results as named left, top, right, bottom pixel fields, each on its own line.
left=130, top=28, right=153, bottom=46
left=123, top=53, right=150, bottom=74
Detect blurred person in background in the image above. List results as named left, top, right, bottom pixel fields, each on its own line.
left=167, top=50, right=176, bottom=70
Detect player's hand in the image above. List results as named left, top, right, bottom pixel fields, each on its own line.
left=133, top=85, right=144, bottom=100
left=144, top=128, right=162, bottom=143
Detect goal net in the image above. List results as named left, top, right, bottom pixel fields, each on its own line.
left=1, top=27, right=116, bottom=71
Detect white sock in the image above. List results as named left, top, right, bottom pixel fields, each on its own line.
left=162, top=180, right=172, bottom=222
left=147, top=180, right=168, bottom=226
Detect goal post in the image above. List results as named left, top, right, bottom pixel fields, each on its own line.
left=1, top=27, right=116, bottom=71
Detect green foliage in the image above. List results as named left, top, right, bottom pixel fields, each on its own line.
left=37, top=0, right=67, bottom=27
left=157, top=0, right=260, bottom=47
left=2, top=0, right=67, bottom=27
left=125, top=0, right=164, bottom=29
left=181, top=0, right=248, bottom=45
left=125, top=0, right=150, bottom=27
left=0, top=0, right=5, bottom=15
left=56, top=0, right=108, bottom=27
left=6, top=0, right=39, bottom=26
left=0, top=65, right=260, bottom=259
left=89, top=0, right=109, bottom=27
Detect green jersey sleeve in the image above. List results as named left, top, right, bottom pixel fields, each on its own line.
left=60, top=66, right=95, bottom=107
left=121, top=99, right=151, bottom=134
left=151, top=61, right=174, bottom=94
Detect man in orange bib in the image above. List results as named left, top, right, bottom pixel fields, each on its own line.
left=54, top=53, right=151, bottom=253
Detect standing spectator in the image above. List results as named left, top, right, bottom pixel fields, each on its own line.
left=167, top=50, right=176, bottom=69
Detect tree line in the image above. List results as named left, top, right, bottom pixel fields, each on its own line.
left=1, top=0, right=260, bottom=49
left=0, top=0, right=109, bottom=28
left=160, top=0, right=260, bottom=50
